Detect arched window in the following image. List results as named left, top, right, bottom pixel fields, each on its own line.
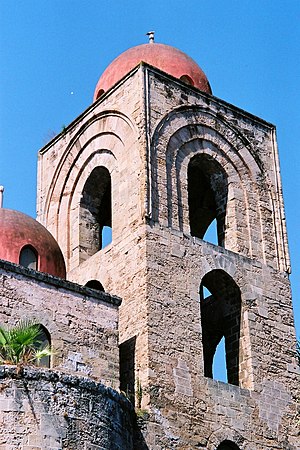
left=79, top=166, right=112, bottom=263
left=19, top=245, right=38, bottom=270
left=96, top=89, right=105, bottom=99
left=36, top=325, right=51, bottom=368
left=85, top=280, right=105, bottom=292
left=180, top=74, right=194, bottom=86
left=200, top=270, right=241, bottom=386
left=188, top=154, right=227, bottom=247
left=216, top=440, right=241, bottom=450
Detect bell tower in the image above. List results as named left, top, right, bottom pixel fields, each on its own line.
left=37, top=39, right=298, bottom=449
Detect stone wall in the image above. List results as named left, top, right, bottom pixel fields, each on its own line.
left=34, top=65, right=299, bottom=449
left=0, top=366, right=134, bottom=450
left=140, top=224, right=299, bottom=449
left=0, top=260, right=120, bottom=385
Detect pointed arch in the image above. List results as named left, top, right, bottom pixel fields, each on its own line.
left=79, top=166, right=112, bottom=263
left=200, top=269, right=242, bottom=386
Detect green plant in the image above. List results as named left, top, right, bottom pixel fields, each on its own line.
left=0, top=320, right=52, bottom=366
left=136, top=377, right=143, bottom=409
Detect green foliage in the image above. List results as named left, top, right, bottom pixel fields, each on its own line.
left=0, top=320, right=52, bottom=366
left=136, top=378, right=143, bottom=409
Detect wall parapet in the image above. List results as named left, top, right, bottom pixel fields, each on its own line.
left=0, top=365, right=135, bottom=450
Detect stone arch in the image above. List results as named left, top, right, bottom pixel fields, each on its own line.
left=187, top=153, right=228, bottom=246
left=200, top=269, right=242, bottom=386
left=36, top=324, right=51, bottom=368
left=150, top=107, right=276, bottom=262
left=79, top=166, right=112, bottom=263
left=216, top=440, right=241, bottom=450
left=187, top=251, right=254, bottom=389
left=207, top=428, right=249, bottom=450
left=42, top=111, right=139, bottom=271
left=85, top=279, right=105, bottom=292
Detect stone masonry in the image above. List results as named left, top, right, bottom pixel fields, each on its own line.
left=1, top=61, right=297, bottom=449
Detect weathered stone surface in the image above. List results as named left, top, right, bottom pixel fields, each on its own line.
left=0, top=260, right=120, bottom=385
left=1, top=63, right=298, bottom=449
left=0, top=366, right=134, bottom=450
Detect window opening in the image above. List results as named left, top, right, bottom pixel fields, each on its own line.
left=19, top=245, right=38, bottom=270
left=188, top=154, right=227, bottom=247
left=216, top=441, right=241, bottom=450
left=85, top=280, right=105, bottom=291
left=180, top=75, right=194, bottom=86
left=79, top=166, right=112, bottom=263
left=35, top=325, right=51, bottom=368
left=96, top=89, right=105, bottom=99
left=119, top=336, right=136, bottom=405
left=200, top=270, right=241, bottom=386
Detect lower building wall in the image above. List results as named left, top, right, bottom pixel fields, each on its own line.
left=0, top=260, right=121, bottom=385
left=0, top=366, right=135, bottom=450
left=139, top=377, right=299, bottom=450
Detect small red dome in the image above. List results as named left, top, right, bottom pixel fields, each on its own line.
left=0, top=209, right=66, bottom=278
left=93, top=43, right=212, bottom=101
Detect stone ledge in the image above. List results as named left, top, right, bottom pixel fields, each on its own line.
left=0, top=365, right=133, bottom=411
left=0, top=259, right=122, bottom=307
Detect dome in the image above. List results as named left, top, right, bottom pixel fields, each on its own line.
left=0, top=208, right=66, bottom=278
left=93, top=42, right=212, bottom=101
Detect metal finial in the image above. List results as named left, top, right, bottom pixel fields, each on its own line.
left=0, top=186, right=4, bottom=208
left=146, top=31, right=155, bottom=44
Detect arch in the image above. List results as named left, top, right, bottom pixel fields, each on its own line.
left=188, top=154, right=228, bottom=246
left=149, top=107, right=268, bottom=260
left=200, top=269, right=241, bottom=386
left=216, top=440, right=241, bottom=450
left=36, top=325, right=51, bottom=368
left=96, top=89, right=105, bottom=99
left=85, top=280, right=105, bottom=292
left=180, top=74, right=194, bottom=86
left=19, top=245, right=38, bottom=270
left=79, top=166, right=112, bottom=262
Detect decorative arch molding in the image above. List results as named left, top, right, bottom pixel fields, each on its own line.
left=41, top=111, right=139, bottom=270
left=150, top=107, right=269, bottom=260
left=43, top=111, right=137, bottom=225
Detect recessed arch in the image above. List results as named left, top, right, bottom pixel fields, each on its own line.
left=216, top=440, right=241, bottom=450
left=79, top=166, right=112, bottom=262
left=188, top=153, right=228, bottom=246
left=180, top=74, right=194, bottom=86
left=85, top=280, right=105, bottom=292
left=19, top=245, right=38, bottom=270
left=200, top=269, right=242, bottom=386
left=36, top=324, right=51, bottom=368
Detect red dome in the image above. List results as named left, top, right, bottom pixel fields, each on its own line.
left=93, top=43, right=212, bottom=101
left=0, top=209, right=66, bottom=278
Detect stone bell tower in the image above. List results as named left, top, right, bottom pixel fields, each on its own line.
left=37, top=37, right=298, bottom=449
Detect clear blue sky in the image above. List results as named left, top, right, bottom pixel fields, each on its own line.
left=1, top=1, right=299, bottom=353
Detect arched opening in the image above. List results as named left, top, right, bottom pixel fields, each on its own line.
left=216, top=440, right=241, bottom=450
left=188, top=154, right=228, bottom=247
left=85, top=280, right=105, bottom=292
left=79, top=166, right=112, bottom=263
left=180, top=74, right=194, bottom=86
left=36, top=325, right=51, bottom=368
left=19, top=245, right=38, bottom=270
left=200, top=270, right=241, bottom=386
left=96, top=89, right=105, bottom=99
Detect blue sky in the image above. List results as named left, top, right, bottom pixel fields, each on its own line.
left=0, top=1, right=299, bottom=374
